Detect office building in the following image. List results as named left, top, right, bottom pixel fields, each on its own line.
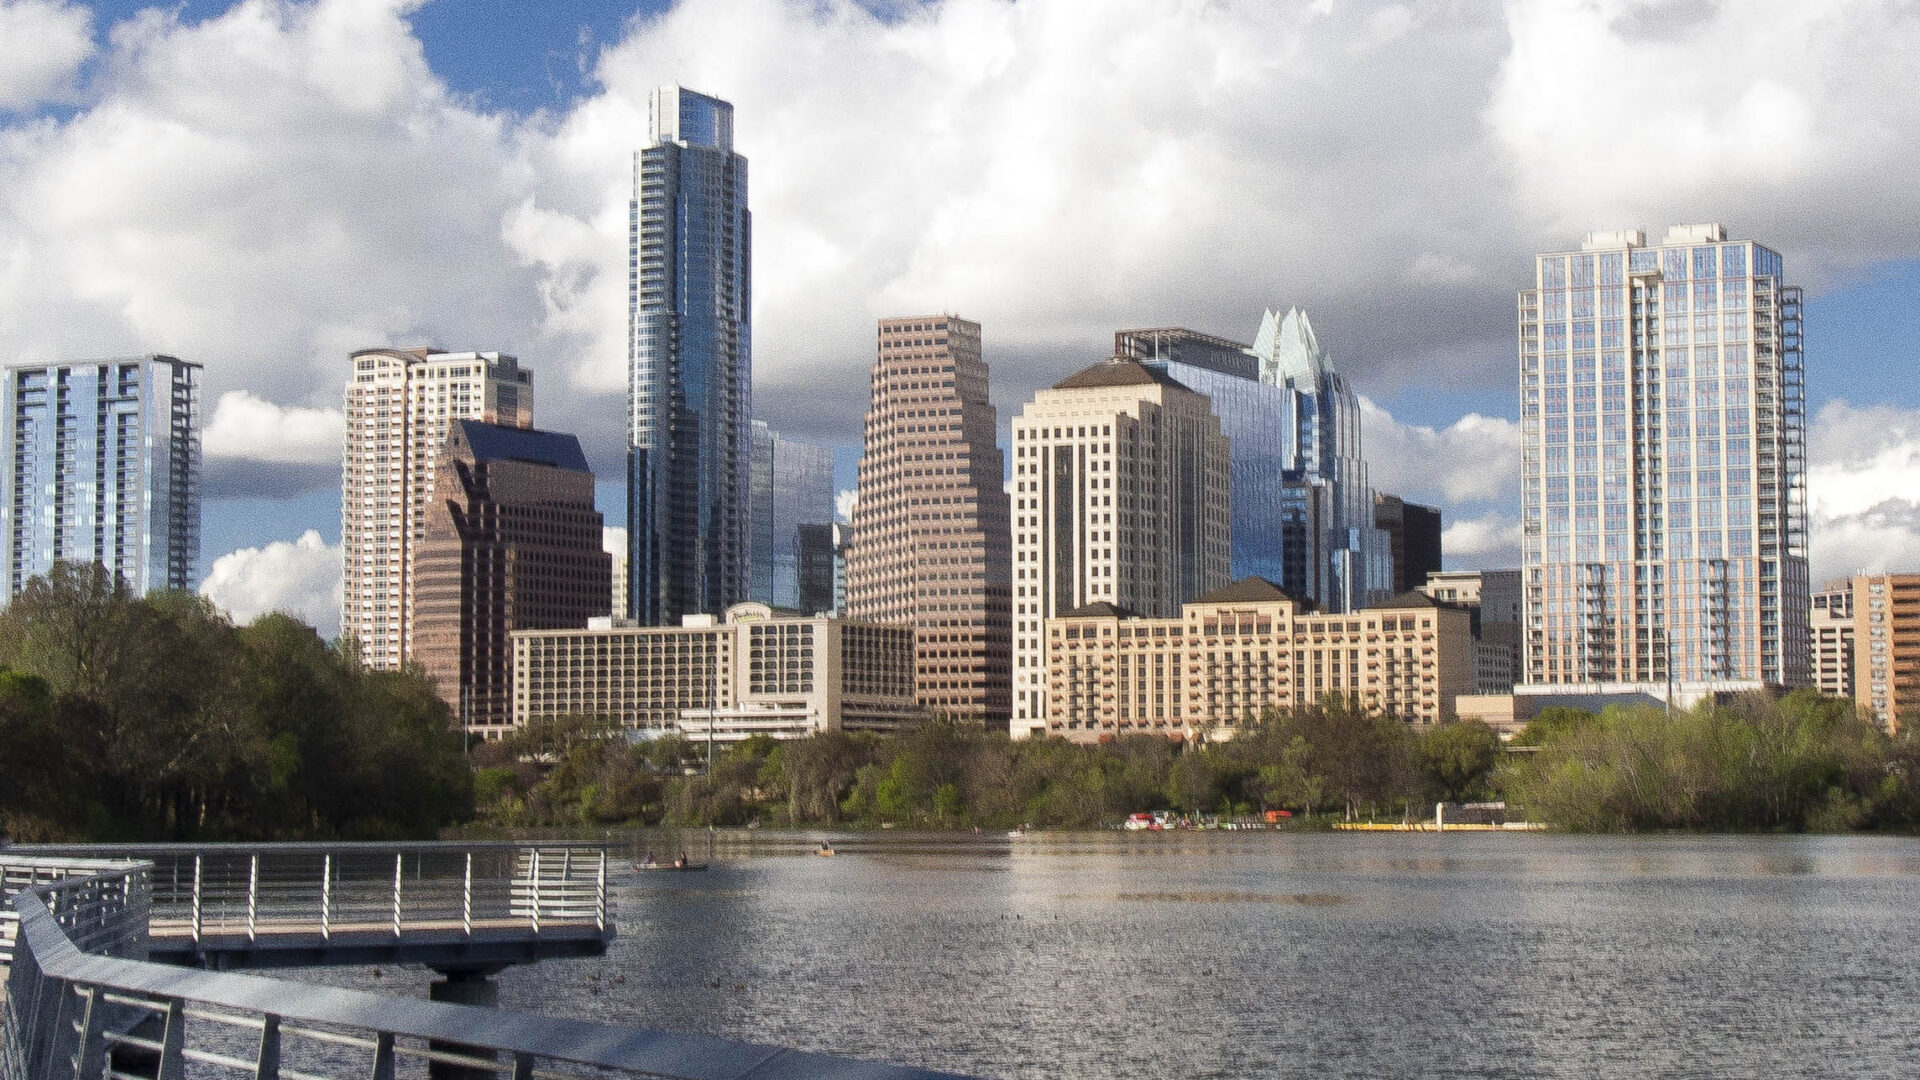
left=1518, top=225, right=1809, bottom=695
left=413, top=421, right=610, bottom=738
left=1, top=356, right=200, bottom=601
left=628, top=86, right=751, bottom=626
left=341, top=347, right=532, bottom=669
left=1010, top=359, right=1230, bottom=737
left=748, top=420, right=835, bottom=611
left=1809, top=580, right=1853, bottom=701
left=1852, top=573, right=1920, bottom=733
left=846, top=315, right=1012, bottom=724
left=510, top=602, right=919, bottom=741
left=604, top=526, right=629, bottom=619
left=1120, top=310, right=1391, bottom=613
left=1420, top=569, right=1522, bottom=694
left=1375, top=494, right=1443, bottom=595
left=1046, top=579, right=1472, bottom=742
left=831, top=521, right=852, bottom=617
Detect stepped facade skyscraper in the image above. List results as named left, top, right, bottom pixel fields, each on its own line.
left=1, top=356, right=200, bottom=602
left=1009, top=359, right=1230, bottom=737
left=628, top=86, right=751, bottom=625
left=846, top=315, right=1011, bottom=724
left=341, top=348, right=532, bottom=669
left=1518, top=225, right=1809, bottom=691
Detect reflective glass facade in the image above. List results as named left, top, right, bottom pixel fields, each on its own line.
left=1, top=356, right=200, bottom=601
left=1519, top=225, right=1809, bottom=688
left=748, top=420, right=835, bottom=612
left=629, top=86, right=751, bottom=625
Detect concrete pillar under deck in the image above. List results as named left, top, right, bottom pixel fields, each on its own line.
left=428, top=967, right=503, bottom=1080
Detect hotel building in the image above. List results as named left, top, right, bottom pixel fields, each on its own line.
left=845, top=315, right=1012, bottom=724
left=510, top=602, right=919, bottom=741
left=1, top=356, right=200, bottom=601
left=1010, top=359, right=1230, bottom=737
left=341, top=347, right=532, bottom=669
left=412, top=421, right=610, bottom=738
left=1046, top=578, right=1471, bottom=742
left=1518, top=225, right=1809, bottom=697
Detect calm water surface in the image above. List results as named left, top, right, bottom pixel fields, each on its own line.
left=329, top=832, right=1920, bottom=1078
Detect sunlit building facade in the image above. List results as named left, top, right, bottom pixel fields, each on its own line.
left=1518, top=225, right=1810, bottom=694
left=1, top=356, right=200, bottom=602
left=1010, top=359, right=1230, bottom=737
left=629, top=86, right=751, bottom=626
left=1810, top=579, right=1853, bottom=701
left=342, top=348, right=532, bottom=669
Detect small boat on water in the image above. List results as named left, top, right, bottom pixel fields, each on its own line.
left=632, top=861, right=710, bottom=871
left=815, top=841, right=837, bottom=857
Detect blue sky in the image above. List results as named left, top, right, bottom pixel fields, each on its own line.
left=5, top=0, right=1919, bottom=632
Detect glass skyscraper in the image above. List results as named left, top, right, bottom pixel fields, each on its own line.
left=1, top=356, right=200, bottom=601
left=628, top=86, right=751, bottom=625
left=1519, top=224, right=1809, bottom=690
left=1122, top=310, right=1390, bottom=613
left=748, top=419, right=835, bottom=612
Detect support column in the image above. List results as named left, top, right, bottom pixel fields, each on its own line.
left=427, top=967, right=503, bottom=1080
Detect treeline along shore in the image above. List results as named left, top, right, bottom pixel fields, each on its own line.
left=4, top=564, right=1918, bottom=841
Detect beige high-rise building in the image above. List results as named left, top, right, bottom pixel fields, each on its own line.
left=1810, top=579, right=1854, bottom=701
left=1853, top=573, right=1920, bottom=733
left=845, top=315, right=1011, bottom=725
left=341, top=348, right=532, bottom=669
left=1010, top=359, right=1231, bottom=738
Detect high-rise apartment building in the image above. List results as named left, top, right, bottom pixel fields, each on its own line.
left=1852, top=573, right=1920, bottom=733
left=1374, top=494, right=1443, bottom=595
left=846, top=315, right=1012, bottom=724
left=1009, top=359, right=1230, bottom=737
left=1810, top=579, right=1854, bottom=700
left=1119, top=310, right=1390, bottom=613
left=628, top=86, right=751, bottom=625
left=413, top=421, right=610, bottom=738
left=1518, top=225, right=1809, bottom=693
left=341, top=348, right=532, bottom=669
left=748, top=420, right=835, bottom=611
left=1, top=356, right=200, bottom=601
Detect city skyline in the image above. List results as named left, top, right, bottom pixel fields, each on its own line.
left=2, top=1, right=1918, bottom=635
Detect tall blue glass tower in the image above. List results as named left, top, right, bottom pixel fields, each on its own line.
left=1123, top=311, right=1391, bottom=613
left=628, top=87, right=751, bottom=624
left=0, top=356, right=201, bottom=602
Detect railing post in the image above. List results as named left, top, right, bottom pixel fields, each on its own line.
left=74, top=984, right=110, bottom=1080
left=462, top=852, right=473, bottom=937
left=247, top=853, right=259, bottom=943
left=190, top=856, right=203, bottom=945
left=595, top=848, right=607, bottom=932
left=320, top=854, right=332, bottom=940
left=369, top=1031, right=395, bottom=1080
left=157, top=998, right=187, bottom=1080
left=529, top=850, right=541, bottom=934
left=392, top=853, right=404, bottom=939
left=255, top=1014, right=282, bottom=1080
left=510, top=1052, right=534, bottom=1080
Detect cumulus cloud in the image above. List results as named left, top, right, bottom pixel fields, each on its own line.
left=204, top=390, right=344, bottom=464
left=1441, top=511, right=1521, bottom=570
left=0, top=1, right=93, bottom=110
left=1806, top=400, right=1920, bottom=582
left=198, top=529, right=342, bottom=638
left=835, top=488, right=857, bottom=524
left=1360, top=397, right=1521, bottom=506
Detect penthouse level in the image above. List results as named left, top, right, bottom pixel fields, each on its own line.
left=1047, top=578, right=1472, bottom=743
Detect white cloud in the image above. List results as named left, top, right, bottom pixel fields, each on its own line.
left=1359, top=397, right=1521, bottom=506
left=0, top=1, right=93, bottom=110
left=198, top=529, right=342, bottom=638
left=203, top=390, right=344, bottom=464
left=835, top=488, right=857, bottom=524
left=1805, top=400, right=1920, bottom=581
left=1441, top=511, right=1521, bottom=569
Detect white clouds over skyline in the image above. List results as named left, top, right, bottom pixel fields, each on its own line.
left=0, top=0, right=1917, bottom=626
left=198, top=529, right=342, bottom=636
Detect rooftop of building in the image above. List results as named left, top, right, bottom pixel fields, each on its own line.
left=452, top=420, right=590, bottom=473
left=1189, top=577, right=1315, bottom=609
left=1051, top=359, right=1193, bottom=393
left=1059, top=601, right=1141, bottom=619
left=1369, top=590, right=1468, bottom=612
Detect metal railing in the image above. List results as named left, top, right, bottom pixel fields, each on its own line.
left=16, top=844, right=610, bottom=948
left=3, top=857, right=974, bottom=1080
left=0, top=856, right=151, bottom=969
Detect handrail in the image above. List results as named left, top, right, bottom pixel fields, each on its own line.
left=3, top=864, right=975, bottom=1080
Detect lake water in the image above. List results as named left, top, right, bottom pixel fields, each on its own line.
left=323, top=831, right=1920, bottom=1079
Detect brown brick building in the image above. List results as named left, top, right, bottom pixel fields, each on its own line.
left=414, top=420, right=610, bottom=738
left=845, top=315, right=1012, bottom=725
